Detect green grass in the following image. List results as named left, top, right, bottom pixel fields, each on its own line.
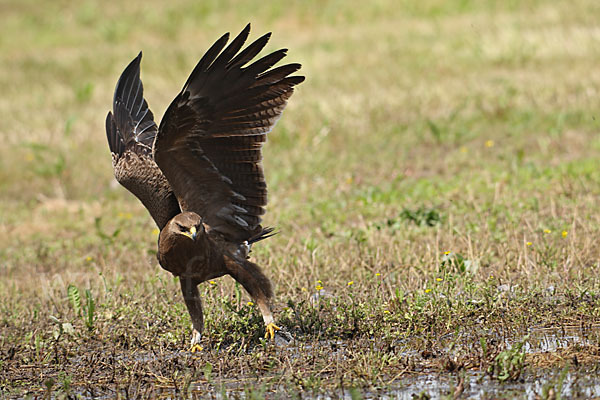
left=2, top=0, right=600, bottom=397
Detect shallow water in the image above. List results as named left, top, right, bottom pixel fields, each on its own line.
left=379, top=326, right=600, bottom=399
left=520, top=325, right=600, bottom=353
left=61, top=327, right=600, bottom=399
left=308, top=327, right=600, bottom=399
left=325, top=371, right=600, bottom=400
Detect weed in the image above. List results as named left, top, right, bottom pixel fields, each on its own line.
left=488, top=336, right=528, bottom=382
left=534, top=365, right=569, bottom=400
left=66, top=284, right=96, bottom=332
left=67, top=285, right=81, bottom=317
left=84, top=289, right=96, bottom=331
left=439, top=252, right=479, bottom=276
left=94, top=216, right=121, bottom=244
left=399, top=207, right=443, bottom=227
left=349, top=387, right=364, bottom=400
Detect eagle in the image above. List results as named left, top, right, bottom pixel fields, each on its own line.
left=105, top=24, right=303, bottom=351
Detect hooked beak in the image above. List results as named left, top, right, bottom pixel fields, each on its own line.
left=182, top=226, right=198, bottom=241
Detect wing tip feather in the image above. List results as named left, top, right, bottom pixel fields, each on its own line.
left=155, top=26, right=303, bottom=242
left=105, top=111, right=124, bottom=155
left=113, top=52, right=142, bottom=105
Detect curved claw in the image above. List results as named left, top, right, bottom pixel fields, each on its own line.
left=189, top=328, right=202, bottom=352
left=190, top=343, right=203, bottom=353
left=264, top=322, right=281, bottom=340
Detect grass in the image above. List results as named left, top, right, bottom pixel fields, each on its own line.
left=1, top=0, right=600, bottom=397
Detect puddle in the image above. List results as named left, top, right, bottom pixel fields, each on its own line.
left=63, top=369, right=600, bottom=399
left=521, top=326, right=600, bottom=354
left=202, top=371, right=600, bottom=399
left=334, top=371, right=600, bottom=400
left=60, top=327, right=600, bottom=399
left=438, top=325, right=600, bottom=357
left=69, top=348, right=188, bottom=365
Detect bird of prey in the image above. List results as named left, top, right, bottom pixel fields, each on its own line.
left=105, top=24, right=304, bottom=351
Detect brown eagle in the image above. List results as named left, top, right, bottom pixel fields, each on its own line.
left=105, top=24, right=303, bottom=351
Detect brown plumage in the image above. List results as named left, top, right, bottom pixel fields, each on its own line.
left=105, top=24, right=303, bottom=349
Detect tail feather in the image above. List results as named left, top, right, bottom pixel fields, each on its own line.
left=248, top=226, right=278, bottom=244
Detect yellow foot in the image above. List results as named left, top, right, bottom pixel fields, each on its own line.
left=190, top=343, right=203, bottom=353
left=264, top=322, right=281, bottom=340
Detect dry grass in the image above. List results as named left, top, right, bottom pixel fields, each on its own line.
left=1, top=0, right=600, bottom=398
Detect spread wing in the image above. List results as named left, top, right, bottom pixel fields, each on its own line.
left=106, top=53, right=181, bottom=229
left=154, top=24, right=304, bottom=243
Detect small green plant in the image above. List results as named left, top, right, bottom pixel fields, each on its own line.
left=426, top=119, right=443, bottom=143
left=203, top=362, right=213, bottom=382
left=400, top=207, right=443, bottom=227
left=412, top=391, right=431, bottom=400
left=375, top=208, right=442, bottom=233
left=34, top=333, right=44, bottom=360
left=180, top=368, right=200, bottom=398
left=64, top=115, right=77, bottom=136
left=94, top=216, right=121, bottom=244
left=50, top=315, right=75, bottom=340
left=440, top=252, right=479, bottom=275
left=540, top=365, right=569, bottom=400
left=480, top=337, right=488, bottom=359
left=349, top=387, right=363, bottom=400
left=44, top=378, right=54, bottom=398
left=488, top=336, right=528, bottom=382
left=84, top=289, right=96, bottom=331
left=244, top=383, right=267, bottom=400
left=67, top=284, right=81, bottom=316
left=66, top=284, right=96, bottom=331
left=204, top=285, right=264, bottom=349
left=58, top=372, right=72, bottom=395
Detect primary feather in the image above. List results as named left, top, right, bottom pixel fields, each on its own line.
left=154, top=23, right=304, bottom=242
left=106, top=53, right=180, bottom=229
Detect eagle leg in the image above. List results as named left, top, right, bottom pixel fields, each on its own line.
left=180, top=277, right=204, bottom=352
left=225, top=257, right=284, bottom=341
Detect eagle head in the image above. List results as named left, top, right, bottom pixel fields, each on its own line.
left=170, top=211, right=204, bottom=241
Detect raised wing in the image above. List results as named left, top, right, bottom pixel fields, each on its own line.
left=106, top=53, right=180, bottom=229
left=154, top=24, right=304, bottom=243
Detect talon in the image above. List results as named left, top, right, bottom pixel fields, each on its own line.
left=265, top=322, right=281, bottom=340
left=189, top=328, right=202, bottom=352
left=190, top=343, right=203, bottom=353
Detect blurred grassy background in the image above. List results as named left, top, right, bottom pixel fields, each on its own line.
left=1, top=0, right=600, bottom=394
left=2, top=0, right=599, bottom=283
